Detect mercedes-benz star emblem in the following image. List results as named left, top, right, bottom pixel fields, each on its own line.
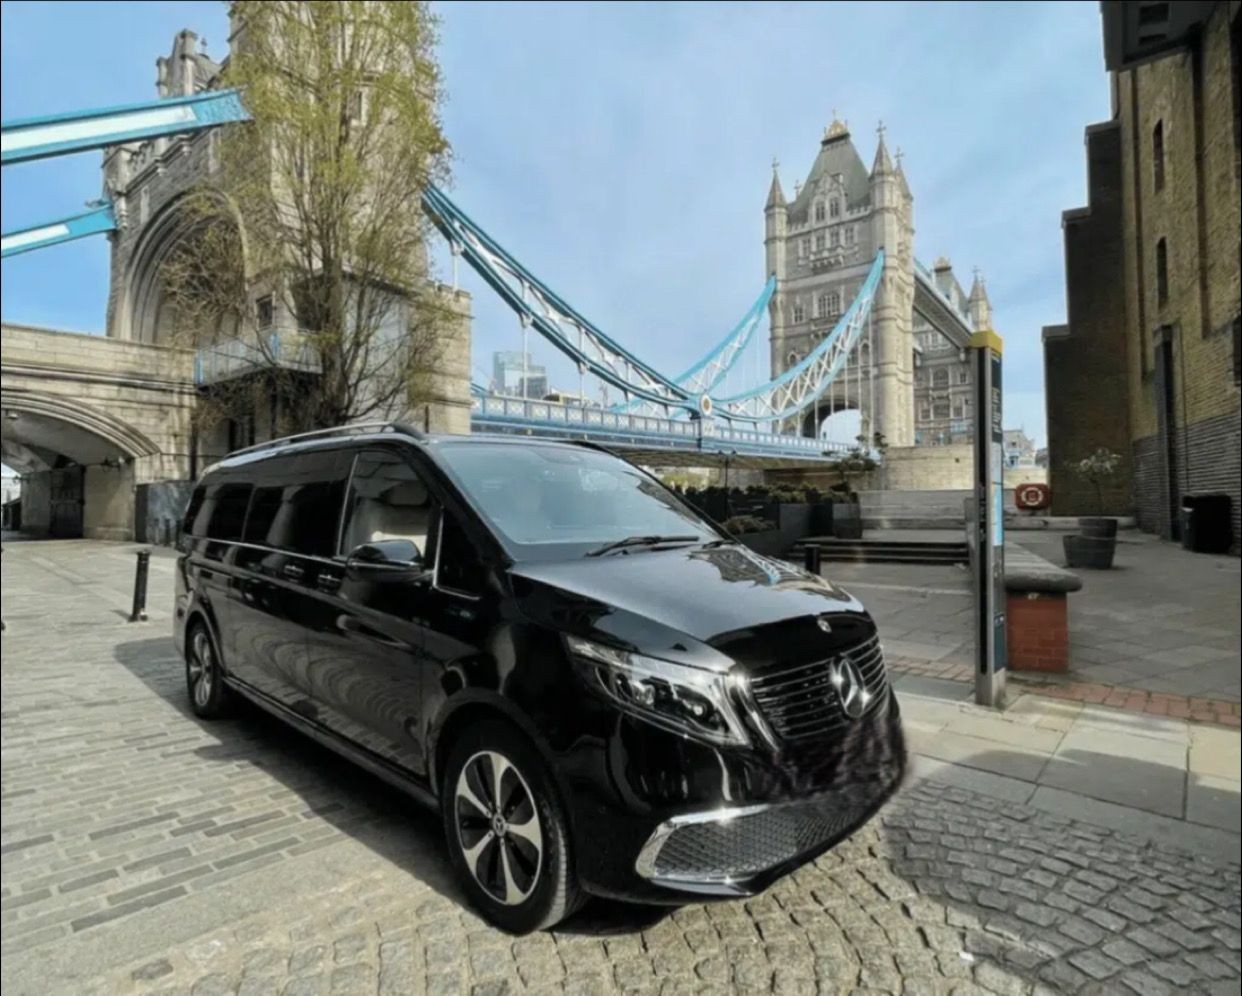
left=829, top=656, right=868, bottom=719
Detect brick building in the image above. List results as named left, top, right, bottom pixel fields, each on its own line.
left=1044, top=1, right=1240, bottom=549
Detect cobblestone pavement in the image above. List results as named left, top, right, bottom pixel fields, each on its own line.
left=3, top=541, right=1240, bottom=995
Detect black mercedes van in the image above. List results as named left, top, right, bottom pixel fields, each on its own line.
left=174, top=423, right=905, bottom=932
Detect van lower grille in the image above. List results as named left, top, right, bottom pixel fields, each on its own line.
left=749, top=634, right=887, bottom=745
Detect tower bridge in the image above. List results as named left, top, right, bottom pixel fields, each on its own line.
left=1, top=28, right=991, bottom=540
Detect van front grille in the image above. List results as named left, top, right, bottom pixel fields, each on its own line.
left=748, top=634, right=887, bottom=745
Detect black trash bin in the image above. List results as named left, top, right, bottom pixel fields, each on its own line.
left=1180, top=494, right=1233, bottom=554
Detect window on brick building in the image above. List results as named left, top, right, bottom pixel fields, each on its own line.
left=815, top=233, right=825, bottom=251
left=792, top=302, right=805, bottom=323
left=827, top=291, right=841, bottom=314
left=957, top=368, right=969, bottom=385
left=814, top=202, right=826, bottom=222
left=1152, top=120, right=1165, bottom=191
left=816, top=293, right=830, bottom=318
left=934, top=402, right=951, bottom=420
left=800, top=237, right=810, bottom=258
left=829, top=199, right=840, bottom=218
left=830, top=228, right=840, bottom=248
left=933, top=368, right=949, bottom=388
left=1156, top=237, right=1169, bottom=305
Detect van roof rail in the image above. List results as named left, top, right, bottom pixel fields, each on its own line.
left=224, top=421, right=426, bottom=460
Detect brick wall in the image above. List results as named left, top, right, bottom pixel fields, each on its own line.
left=1133, top=407, right=1242, bottom=547
left=1044, top=120, right=1134, bottom=517
left=1046, top=4, right=1240, bottom=544
left=1006, top=591, right=1069, bottom=673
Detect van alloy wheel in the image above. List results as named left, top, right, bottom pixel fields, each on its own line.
left=185, top=624, right=231, bottom=719
left=188, top=629, right=216, bottom=709
left=454, top=750, right=543, bottom=906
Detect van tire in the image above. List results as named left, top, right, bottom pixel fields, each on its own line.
left=185, top=622, right=233, bottom=719
left=441, top=719, right=583, bottom=933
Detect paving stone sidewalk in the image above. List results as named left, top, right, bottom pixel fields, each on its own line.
left=825, top=531, right=1241, bottom=706
left=2, top=540, right=1240, bottom=994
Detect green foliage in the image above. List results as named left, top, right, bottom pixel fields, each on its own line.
left=826, top=440, right=880, bottom=501
left=1073, top=447, right=1124, bottom=514
left=162, top=0, right=456, bottom=432
left=722, top=515, right=777, bottom=535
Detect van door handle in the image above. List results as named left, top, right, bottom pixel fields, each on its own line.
left=282, top=563, right=306, bottom=581
left=316, top=572, right=341, bottom=591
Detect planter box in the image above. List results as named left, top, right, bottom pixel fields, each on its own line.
left=810, top=501, right=834, bottom=534
left=737, top=529, right=786, bottom=557
left=832, top=502, right=863, bottom=539
left=775, top=503, right=812, bottom=548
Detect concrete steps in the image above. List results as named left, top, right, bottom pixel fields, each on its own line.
left=795, top=536, right=970, bottom=565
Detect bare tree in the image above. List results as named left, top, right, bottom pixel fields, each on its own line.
left=162, top=0, right=456, bottom=433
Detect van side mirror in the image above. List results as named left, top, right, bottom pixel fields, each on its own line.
left=345, top=539, right=425, bottom=582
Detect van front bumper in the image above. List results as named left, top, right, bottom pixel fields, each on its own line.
left=633, top=775, right=899, bottom=896
left=566, top=687, right=906, bottom=903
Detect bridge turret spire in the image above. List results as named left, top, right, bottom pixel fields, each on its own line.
left=870, top=121, right=894, bottom=176
left=765, top=158, right=787, bottom=210
left=968, top=267, right=992, bottom=330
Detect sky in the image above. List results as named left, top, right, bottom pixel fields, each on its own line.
left=0, top=0, right=1114, bottom=448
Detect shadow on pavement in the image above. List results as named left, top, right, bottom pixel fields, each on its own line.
left=112, top=635, right=671, bottom=935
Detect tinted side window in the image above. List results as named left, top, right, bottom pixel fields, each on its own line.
left=205, top=483, right=252, bottom=541
left=261, top=450, right=350, bottom=558
left=339, top=449, right=436, bottom=557
left=437, top=512, right=486, bottom=595
left=243, top=484, right=284, bottom=545
left=184, top=485, right=208, bottom=536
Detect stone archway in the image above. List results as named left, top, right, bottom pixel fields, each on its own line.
left=1, top=390, right=160, bottom=539
left=119, top=190, right=248, bottom=346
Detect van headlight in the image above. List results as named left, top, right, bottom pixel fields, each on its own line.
left=565, top=636, right=750, bottom=747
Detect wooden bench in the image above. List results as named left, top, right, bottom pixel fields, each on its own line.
left=1004, top=544, right=1082, bottom=673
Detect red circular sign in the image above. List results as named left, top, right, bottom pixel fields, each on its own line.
left=1014, top=483, right=1051, bottom=510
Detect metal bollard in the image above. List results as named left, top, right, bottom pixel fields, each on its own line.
left=803, top=543, right=822, bottom=576
left=129, top=549, right=150, bottom=623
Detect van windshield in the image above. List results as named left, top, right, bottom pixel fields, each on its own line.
left=433, top=441, right=720, bottom=560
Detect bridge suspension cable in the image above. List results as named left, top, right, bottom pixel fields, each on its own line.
left=611, top=275, right=774, bottom=416
left=422, top=185, right=698, bottom=413
left=710, top=250, right=884, bottom=424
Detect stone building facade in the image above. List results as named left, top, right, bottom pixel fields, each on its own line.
left=764, top=120, right=990, bottom=448
left=102, top=29, right=472, bottom=460
left=0, top=26, right=472, bottom=542
left=913, top=260, right=991, bottom=446
left=1044, top=1, right=1240, bottom=547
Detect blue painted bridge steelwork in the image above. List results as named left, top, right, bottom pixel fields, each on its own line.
left=2, top=89, right=978, bottom=466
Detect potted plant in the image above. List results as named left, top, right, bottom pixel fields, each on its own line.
left=826, top=435, right=880, bottom=539
left=723, top=514, right=783, bottom=556
left=1064, top=447, right=1123, bottom=568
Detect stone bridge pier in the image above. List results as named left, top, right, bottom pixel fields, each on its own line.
left=1, top=323, right=198, bottom=540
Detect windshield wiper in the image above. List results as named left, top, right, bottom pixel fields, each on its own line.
left=585, top=534, right=701, bottom=557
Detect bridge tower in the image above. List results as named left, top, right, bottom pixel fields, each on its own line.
left=764, top=117, right=916, bottom=447
left=868, top=126, right=916, bottom=447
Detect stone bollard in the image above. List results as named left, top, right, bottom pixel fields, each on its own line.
left=803, top=543, right=822, bottom=576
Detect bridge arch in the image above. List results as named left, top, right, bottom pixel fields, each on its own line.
left=1, top=388, right=161, bottom=539
left=119, top=188, right=249, bottom=345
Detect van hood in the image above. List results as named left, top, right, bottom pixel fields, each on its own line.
left=508, top=541, right=869, bottom=658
